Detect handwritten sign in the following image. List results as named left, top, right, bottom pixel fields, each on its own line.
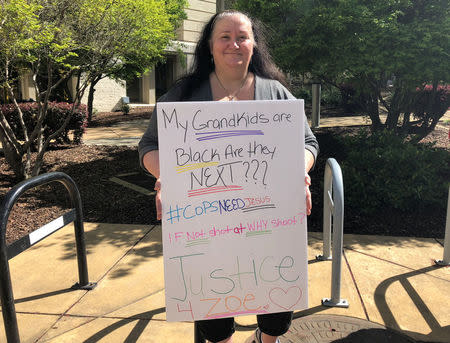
left=157, top=100, right=308, bottom=321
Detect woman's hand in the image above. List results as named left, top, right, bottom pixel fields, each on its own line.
left=305, top=173, right=312, bottom=215
left=154, top=178, right=162, bottom=220
left=305, top=149, right=315, bottom=215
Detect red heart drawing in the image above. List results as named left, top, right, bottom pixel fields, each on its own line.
left=269, top=286, right=302, bottom=310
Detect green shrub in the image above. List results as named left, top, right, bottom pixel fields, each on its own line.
left=122, top=103, right=130, bottom=115
left=412, top=84, right=450, bottom=122
left=1, top=101, right=88, bottom=145
left=320, top=85, right=342, bottom=107
left=339, top=129, right=450, bottom=215
left=338, top=83, right=361, bottom=113
left=292, top=87, right=312, bottom=102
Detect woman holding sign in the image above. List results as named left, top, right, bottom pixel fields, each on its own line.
left=139, top=10, right=319, bottom=343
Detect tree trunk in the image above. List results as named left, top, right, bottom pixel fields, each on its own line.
left=363, top=92, right=383, bottom=131
left=87, top=75, right=102, bottom=122
left=400, top=112, right=411, bottom=135
left=0, top=131, right=25, bottom=180
left=385, top=110, right=401, bottom=131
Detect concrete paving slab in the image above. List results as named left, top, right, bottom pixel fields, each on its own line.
left=83, top=137, right=142, bottom=146
left=301, top=233, right=367, bottom=319
left=105, top=289, right=167, bottom=321
left=37, top=315, right=96, bottom=342
left=39, top=316, right=193, bottom=343
left=83, top=119, right=149, bottom=142
left=343, top=234, right=450, bottom=280
left=87, top=127, right=122, bottom=139
left=8, top=223, right=93, bottom=314
left=344, top=248, right=450, bottom=342
left=0, top=222, right=154, bottom=340
left=0, top=313, right=60, bottom=343
left=67, top=225, right=163, bottom=318
left=81, top=223, right=157, bottom=280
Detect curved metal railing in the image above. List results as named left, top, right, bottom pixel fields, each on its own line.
left=0, top=172, right=95, bottom=343
left=316, top=158, right=349, bottom=308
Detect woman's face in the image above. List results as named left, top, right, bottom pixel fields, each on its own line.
left=209, top=14, right=254, bottom=73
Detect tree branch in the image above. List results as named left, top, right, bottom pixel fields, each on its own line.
left=0, top=108, right=22, bottom=154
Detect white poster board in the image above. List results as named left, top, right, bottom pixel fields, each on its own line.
left=157, top=100, right=308, bottom=322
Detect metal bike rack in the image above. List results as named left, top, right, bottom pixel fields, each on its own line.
left=316, top=158, right=349, bottom=308
left=435, top=186, right=450, bottom=266
left=0, top=172, right=96, bottom=343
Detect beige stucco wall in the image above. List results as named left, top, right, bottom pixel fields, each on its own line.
left=20, top=72, right=36, bottom=101
left=177, top=0, right=216, bottom=43
left=80, top=77, right=126, bottom=113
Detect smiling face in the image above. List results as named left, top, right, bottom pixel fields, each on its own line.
left=209, top=13, right=254, bottom=73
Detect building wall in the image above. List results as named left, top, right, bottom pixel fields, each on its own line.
left=177, top=0, right=216, bottom=43
left=20, top=72, right=36, bottom=101
left=80, top=77, right=127, bottom=113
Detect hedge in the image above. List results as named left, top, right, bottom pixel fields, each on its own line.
left=1, top=101, right=88, bottom=145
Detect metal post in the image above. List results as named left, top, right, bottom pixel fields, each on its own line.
left=311, top=83, right=321, bottom=128
left=0, top=246, right=20, bottom=342
left=320, top=159, right=349, bottom=308
left=435, top=186, right=450, bottom=266
left=69, top=177, right=91, bottom=288
left=316, top=163, right=332, bottom=261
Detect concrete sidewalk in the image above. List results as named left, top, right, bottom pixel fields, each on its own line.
left=0, top=222, right=448, bottom=342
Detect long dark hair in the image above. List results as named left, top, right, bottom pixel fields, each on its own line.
left=176, top=10, right=287, bottom=100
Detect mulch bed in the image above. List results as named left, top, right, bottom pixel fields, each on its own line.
left=1, top=112, right=448, bottom=245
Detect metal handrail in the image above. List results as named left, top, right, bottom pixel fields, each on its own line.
left=435, top=186, right=450, bottom=266
left=316, top=158, right=349, bottom=308
left=0, top=172, right=96, bottom=343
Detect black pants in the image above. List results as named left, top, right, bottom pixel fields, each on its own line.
left=196, top=311, right=293, bottom=342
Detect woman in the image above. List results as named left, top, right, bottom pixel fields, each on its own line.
left=139, top=10, right=319, bottom=343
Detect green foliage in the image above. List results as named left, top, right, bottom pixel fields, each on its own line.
left=412, top=84, right=450, bottom=124
left=238, top=0, right=449, bottom=135
left=339, top=129, right=450, bottom=215
left=235, top=0, right=314, bottom=71
left=320, top=85, right=342, bottom=107
left=0, top=0, right=187, bottom=178
left=75, top=0, right=187, bottom=81
left=1, top=102, right=88, bottom=144
left=292, top=87, right=311, bottom=102
left=121, top=103, right=130, bottom=115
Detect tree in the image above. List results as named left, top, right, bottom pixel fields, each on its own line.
left=236, top=0, right=450, bottom=138
left=0, top=0, right=186, bottom=179
left=75, top=0, right=187, bottom=121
